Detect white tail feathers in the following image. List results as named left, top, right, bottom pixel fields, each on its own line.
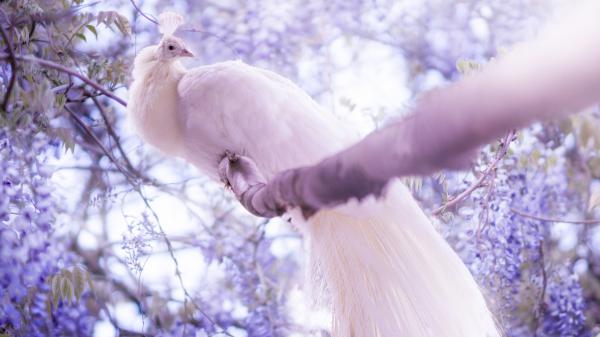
left=158, top=11, right=184, bottom=37
left=301, top=181, right=500, bottom=337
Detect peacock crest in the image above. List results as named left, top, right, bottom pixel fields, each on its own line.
left=158, top=11, right=185, bottom=37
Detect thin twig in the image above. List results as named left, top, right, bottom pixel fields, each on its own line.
left=0, top=52, right=126, bottom=107
left=129, top=0, right=158, bottom=25
left=65, top=18, right=93, bottom=47
left=6, top=11, right=231, bottom=333
left=0, top=20, right=17, bottom=111
left=66, top=107, right=202, bottom=322
left=511, top=208, right=600, bottom=225
left=100, top=302, right=154, bottom=337
left=182, top=27, right=241, bottom=59
left=91, top=96, right=139, bottom=175
left=432, top=131, right=514, bottom=215
left=135, top=189, right=235, bottom=337
left=65, top=105, right=134, bottom=180
left=128, top=1, right=242, bottom=59
left=55, top=165, right=121, bottom=173
left=68, top=103, right=230, bottom=334
left=71, top=241, right=151, bottom=320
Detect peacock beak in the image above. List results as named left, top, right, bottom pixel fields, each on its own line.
left=181, top=48, right=194, bottom=57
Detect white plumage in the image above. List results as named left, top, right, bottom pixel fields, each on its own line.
left=128, top=12, right=501, bottom=337
left=158, top=12, right=184, bottom=36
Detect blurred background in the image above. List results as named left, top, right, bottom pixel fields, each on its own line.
left=1, top=0, right=599, bottom=336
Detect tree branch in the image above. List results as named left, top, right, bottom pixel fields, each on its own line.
left=92, top=96, right=139, bottom=175
left=219, top=0, right=600, bottom=218
left=0, top=21, right=17, bottom=111
left=432, top=131, right=514, bottom=216
left=129, top=0, right=158, bottom=25
left=511, top=208, right=600, bottom=225
left=65, top=105, right=133, bottom=179
left=0, top=52, right=126, bottom=107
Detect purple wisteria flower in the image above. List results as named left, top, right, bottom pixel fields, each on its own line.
left=0, top=127, right=95, bottom=337
left=455, top=133, right=589, bottom=337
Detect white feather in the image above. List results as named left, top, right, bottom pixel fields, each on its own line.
left=129, top=49, right=501, bottom=337
left=128, top=47, right=186, bottom=155
left=158, top=11, right=184, bottom=37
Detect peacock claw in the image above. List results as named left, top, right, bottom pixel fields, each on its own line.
left=224, top=149, right=238, bottom=162
left=218, top=152, right=233, bottom=187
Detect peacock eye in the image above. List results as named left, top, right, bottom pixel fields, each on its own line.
left=168, top=45, right=175, bottom=51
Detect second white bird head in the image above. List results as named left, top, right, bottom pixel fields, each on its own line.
left=158, top=36, right=194, bottom=61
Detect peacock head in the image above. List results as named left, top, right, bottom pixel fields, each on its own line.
left=158, top=36, right=194, bottom=61
left=156, top=12, right=193, bottom=61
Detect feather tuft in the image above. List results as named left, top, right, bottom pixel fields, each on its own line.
left=158, top=11, right=184, bottom=37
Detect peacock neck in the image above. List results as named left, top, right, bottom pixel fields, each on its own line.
left=131, top=60, right=186, bottom=156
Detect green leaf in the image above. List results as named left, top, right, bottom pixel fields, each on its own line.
left=86, top=272, right=95, bottom=294
left=45, top=297, right=53, bottom=318
left=97, top=11, right=131, bottom=36
left=85, top=24, right=98, bottom=39
left=456, top=59, right=469, bottom=74
left=61, top=277, right=73, bottom=305
left=75, top=32, right=87, bottom=42
left=55, top=127, right=75, bottom=154
left=114, top=13, right=131, bottom=36
left=456, top=58, right=482, bottom=75
left=51, top=276, right=60, bottom=307
left=73, top=266, right=85, bottom=301
left=55, top=93, right=66, bottom=110
left=61, top=269, right=73, bottom=282
left=48, top=266, right=93, bottom=307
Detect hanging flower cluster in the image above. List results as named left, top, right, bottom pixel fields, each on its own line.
left=0, top=127, right=95, bottom=336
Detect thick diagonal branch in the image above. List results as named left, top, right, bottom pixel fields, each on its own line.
left=219, top=1, right=600, bottom=218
